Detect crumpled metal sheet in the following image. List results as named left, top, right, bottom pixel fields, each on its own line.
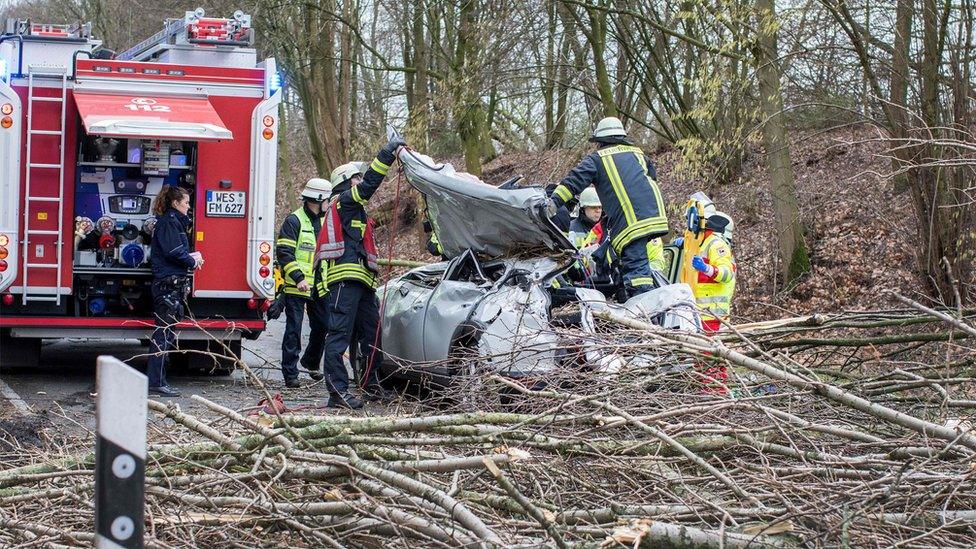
left=396, top=148, right=575, bottom=259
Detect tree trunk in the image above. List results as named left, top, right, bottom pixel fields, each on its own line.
left=888, top=0, right=913, bottom=195
left=277, top=99, right=296, bottom=213
left=408, top=0, right=431, bottom=149
left=454, top=0, right=484, bottom=175
left=587, top=5, right=618, bottom=117
left=753, top=0, right=809, bottom=286
left=910, top=0, right=962, bottom=304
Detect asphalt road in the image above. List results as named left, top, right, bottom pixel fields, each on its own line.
left=0, top=316, right=374, bottom=429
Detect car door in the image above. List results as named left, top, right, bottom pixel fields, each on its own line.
left=380, top=270, right=441, bottom=364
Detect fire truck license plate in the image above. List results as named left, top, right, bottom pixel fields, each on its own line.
left=205, top=190, right=246, bottom=217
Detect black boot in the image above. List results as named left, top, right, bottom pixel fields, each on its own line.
left=328, top=391, right=364, bottom=409
left=300, top=359, right=325, bottom=381
left=149, top=385, right=181, bottom=397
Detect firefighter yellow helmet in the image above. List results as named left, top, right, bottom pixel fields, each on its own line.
left=300, top=178, right=332, bottom=202
left=579, top=187, right=601, bottom=208
left=590, top=116, right=627, bottom=141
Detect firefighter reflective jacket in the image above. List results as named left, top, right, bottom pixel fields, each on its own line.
left=314, top=201, right=379, bottom=293
left=568, top=215, right=604, bottom=249
left=426, top=231, right=444, bottom=257
left=694, top=231, right=736, bottom=322
left=275, top=204, right=321, bottom=298
left=552, top=145, right=668, bottom=253
left=317, top=150, right=395, bottom=289
left=648, top=237, right=666, bottom=272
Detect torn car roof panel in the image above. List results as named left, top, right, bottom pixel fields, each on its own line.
left=396, top=149, right=575, bottom=259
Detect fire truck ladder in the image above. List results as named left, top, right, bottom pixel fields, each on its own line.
left=21, top=66, right=68, bottom=305
left=116, top=18, right=184, bottom=61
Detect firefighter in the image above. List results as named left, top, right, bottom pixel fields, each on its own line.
left=568, top=187, right=603, bottom=248
left=688, top=211, right=735, bottom=393
left=549, top=116, right=669, bottom=298
left=689, top=211, right=736, bottom=333
left=647, top=237, right=666, bottom=272
left=422, top=210, right=447, bottom=259
left=147, top=185, right=203, bottom=397
left=275, top=178, right=332, bottom=389
left=317, top=136, right=406, bottom=409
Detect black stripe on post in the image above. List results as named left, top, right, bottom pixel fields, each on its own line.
left=95, top=355, right=146, bottom=549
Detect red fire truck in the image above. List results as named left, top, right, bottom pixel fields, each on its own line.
left=0, top=9, right=280, bottom=369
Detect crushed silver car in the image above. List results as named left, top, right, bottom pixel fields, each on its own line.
left=377, top=147, right=702, bottom=385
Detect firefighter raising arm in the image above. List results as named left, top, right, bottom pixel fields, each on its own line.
left=336, top=137, right=406, bottom=209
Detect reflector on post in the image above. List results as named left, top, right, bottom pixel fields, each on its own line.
left=95, top=355, right=146, bottom=549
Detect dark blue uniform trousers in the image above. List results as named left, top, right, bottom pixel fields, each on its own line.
left=281, top=292, right=329, bottom=382
left=322, top=280, right=383, bottom=394
left=619, top=235, right=655, bottom=298
left=148, top=277, right=187, bottom=388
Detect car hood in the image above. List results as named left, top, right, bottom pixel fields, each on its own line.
left=396, top=148, right=575, bottom=259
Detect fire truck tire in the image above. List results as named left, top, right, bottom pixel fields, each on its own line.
left=0, top=331, right=41, bottom=369
left=172, top=339, right=241, bottom=376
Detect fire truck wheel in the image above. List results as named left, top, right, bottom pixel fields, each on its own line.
left=0, top=331, right=40, bottom=369
left=171, top=339, right=241, bottom=376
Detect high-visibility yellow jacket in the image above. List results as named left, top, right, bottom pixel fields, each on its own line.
left=647, top=237, right=665, bottom=272
left=694, top=231, right=736, bottom=322
left=275, top=205, right=320, bottom=298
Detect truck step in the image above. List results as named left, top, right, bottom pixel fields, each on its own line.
left=26, top=263, right=58, bottom=269
left=27, top=196, right=59, bottom=202
left=27, top=163, right=61, bottom=169
left=29, top=129, right=62, bottom=135
left=22, top=295, right=60, bottom=302
left=29, top=96, right=64, bottom=103
left=26, top=229, right=59, bottom=235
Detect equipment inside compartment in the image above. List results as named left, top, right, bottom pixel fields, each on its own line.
left=71, top=135, right=197, bottom=316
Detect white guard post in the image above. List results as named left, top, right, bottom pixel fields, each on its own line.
left=95, top=355, right=147, bottom=549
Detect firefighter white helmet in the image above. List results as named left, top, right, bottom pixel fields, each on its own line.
left=590, top=116, right=627, bottom=141
left=579, top=187, right=601, bottom=208
left=707, top=211, right=734, bottom=242
left=301, top=178, right=332, bottom=202
left=330, top=162, right=366, bottom=188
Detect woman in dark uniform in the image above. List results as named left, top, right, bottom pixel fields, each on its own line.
left=147, top=185, right=203, bottom=396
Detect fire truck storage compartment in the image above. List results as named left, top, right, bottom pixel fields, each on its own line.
left=71, top=133, right=198, bottom=317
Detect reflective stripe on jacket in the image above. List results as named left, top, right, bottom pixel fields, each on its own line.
left=552, top=145, right=668, bottom=253
left=275, top=206, right=320, bottom=297
left=694, top=231, right=736, bottom=322
left=321, top=150, right=395, bottom=289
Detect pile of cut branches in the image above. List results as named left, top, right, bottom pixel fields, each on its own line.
left=1, top=301, right=975, bottom=547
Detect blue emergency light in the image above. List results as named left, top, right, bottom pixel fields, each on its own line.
left=269, top=70, right=283, bottom=94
